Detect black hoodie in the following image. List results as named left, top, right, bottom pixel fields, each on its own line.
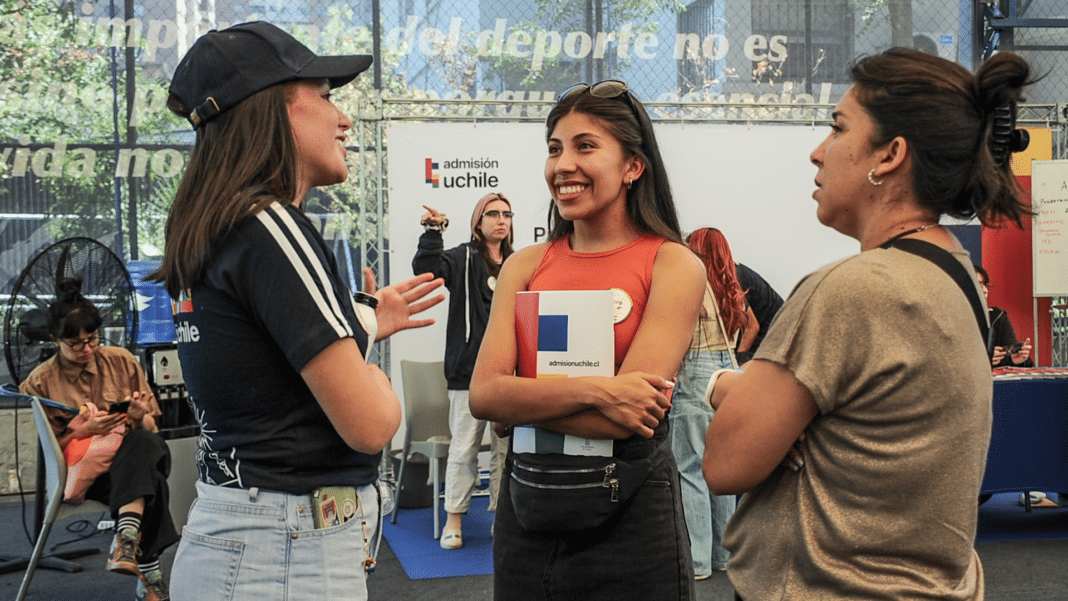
left=412, top=230, right=496, bottom=389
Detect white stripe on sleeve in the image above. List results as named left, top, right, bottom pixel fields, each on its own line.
left=255, top=203, right=354, bottom=339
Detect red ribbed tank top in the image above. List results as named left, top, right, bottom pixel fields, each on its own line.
left=527, top=235, right=666, bottom=373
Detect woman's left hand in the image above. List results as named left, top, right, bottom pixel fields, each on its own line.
left=126, top=391, right=157, bottom=431
left=364, top=268, right=445, bottom=340
left=991, top=346, right=1007, bottom=367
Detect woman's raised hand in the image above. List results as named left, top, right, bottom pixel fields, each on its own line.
left=420, top=205, right=446, bottom=226
left=363, top=267, right=445, bottom=340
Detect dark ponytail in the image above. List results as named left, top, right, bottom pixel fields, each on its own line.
left=850, top=48, right=1035, bottom=227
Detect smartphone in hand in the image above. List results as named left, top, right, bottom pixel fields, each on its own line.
left=108, top=400, right=131, bottom=414
left=1007, top=341, right=1024, bottom=354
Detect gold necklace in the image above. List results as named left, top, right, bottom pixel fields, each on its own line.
left=879, top=223, right=939, bottom=248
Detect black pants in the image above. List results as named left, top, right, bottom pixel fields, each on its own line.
left=492, top=421, right=696, bottom=601
left=85, top=428, right=180, bottom=561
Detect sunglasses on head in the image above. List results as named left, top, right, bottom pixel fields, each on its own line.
left=556, top=79, right=643, bottom=125
left=556, top=80, right=629, bottom=102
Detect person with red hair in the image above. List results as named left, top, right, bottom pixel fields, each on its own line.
left=672, top=226, right=756, bottom=578
left=687, top=228, right=758, bottom=355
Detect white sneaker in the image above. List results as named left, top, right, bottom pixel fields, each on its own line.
left=440, top=529, right=463, bottom=550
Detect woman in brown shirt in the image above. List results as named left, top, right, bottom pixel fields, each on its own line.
left=20, top=277, right=178, bottom=601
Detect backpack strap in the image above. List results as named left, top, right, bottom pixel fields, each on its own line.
left=881, top=238, right=990, bottom=355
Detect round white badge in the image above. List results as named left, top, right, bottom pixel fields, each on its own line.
left=611, top=288, right=632, bottom=324
left=487, top=276, right=497, bottom=291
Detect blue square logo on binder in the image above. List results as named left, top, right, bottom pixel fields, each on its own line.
left=538, top=315, right=568, bottom=352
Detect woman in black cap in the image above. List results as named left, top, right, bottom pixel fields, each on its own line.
left=154, top=21, right=442, bottom=601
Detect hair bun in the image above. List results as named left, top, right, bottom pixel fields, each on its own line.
left=54, top=276, right=84, bottom=303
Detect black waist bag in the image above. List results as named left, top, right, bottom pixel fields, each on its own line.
left=509, top=444, right=659, bottom=533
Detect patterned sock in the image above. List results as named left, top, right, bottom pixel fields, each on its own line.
left=116, top=512, right=141, bottom=537
left=138, top=558, right=161, bottom=574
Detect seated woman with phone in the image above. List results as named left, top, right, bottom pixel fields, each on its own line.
left=19, top=277, right=178, bottom=601
left=974, top=264, right=1033, bottom=368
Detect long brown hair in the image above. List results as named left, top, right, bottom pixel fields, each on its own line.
left=686, top=227, right=747, bottom=339
left=544, top=86, right=683, bottom=244
left=150, top=83, right=300, bottom=297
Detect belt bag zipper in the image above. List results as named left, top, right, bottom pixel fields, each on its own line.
left=512, top=459, right=620, bottom=502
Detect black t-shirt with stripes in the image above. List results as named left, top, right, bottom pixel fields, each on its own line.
left=173, top=202, right=377, bottom=494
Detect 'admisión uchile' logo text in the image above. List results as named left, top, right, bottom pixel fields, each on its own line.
left=425, top=157, right=500, bottom=189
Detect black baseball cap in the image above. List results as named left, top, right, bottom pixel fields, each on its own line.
left=169, top=21, right=373, bottom=128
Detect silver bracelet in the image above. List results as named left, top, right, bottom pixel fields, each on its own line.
left=705, top=368, right=742, bottom=405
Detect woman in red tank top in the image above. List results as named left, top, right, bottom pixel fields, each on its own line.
left=470, top=81, right=706, bottom=601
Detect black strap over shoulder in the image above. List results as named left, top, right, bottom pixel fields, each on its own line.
left=881, top=238, right=991, bottom=356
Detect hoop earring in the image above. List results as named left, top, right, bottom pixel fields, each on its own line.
left=867, top=169, right=883, bottom=186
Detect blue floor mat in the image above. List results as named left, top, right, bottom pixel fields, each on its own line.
left=382, top=491, right=1064, bottom=579
left=382, top=495, right=494, bottom=580
left=977, top=492, right=1068, bottom=543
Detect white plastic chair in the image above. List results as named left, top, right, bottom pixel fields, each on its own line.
left=15, top=396, right=109, bottom=601
left=390, top=360, right=454, bottom=539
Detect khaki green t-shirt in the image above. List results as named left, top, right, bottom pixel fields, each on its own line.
left=727, top=247, right=991, bottom=601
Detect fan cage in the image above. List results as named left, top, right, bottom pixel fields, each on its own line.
left=3, top=237, right=139, bottom=385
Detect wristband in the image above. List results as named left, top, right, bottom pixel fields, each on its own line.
left=705, top=368, right=742, bottom=405
left=421, top=217, right=449, bottom=233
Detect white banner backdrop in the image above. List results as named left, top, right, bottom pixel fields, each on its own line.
left=386, top=122, right=549, bottom=367
left=384, top=121, right=857, bottom=448
left=386, top=120, right=856, bottom=357
left=657, top=125, right=858, bottom=290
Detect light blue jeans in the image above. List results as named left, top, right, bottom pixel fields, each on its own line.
left=171, top=480, right=380, bottom=601
left=669, top=348, right=737, bottom=575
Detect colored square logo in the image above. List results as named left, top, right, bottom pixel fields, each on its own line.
left=424, top=158, right=439, bottom=187
left=538, top=315, right=567, bottom=352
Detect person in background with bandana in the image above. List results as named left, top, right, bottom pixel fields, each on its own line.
left=413, top=193, right=516, bottom=548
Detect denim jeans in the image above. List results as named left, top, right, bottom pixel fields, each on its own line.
left=668, top=348, right=737, bottom=575
left=444, top=389, right=508, bottom=515
left=170, top=480, right=380, bottom=601
left=493, top=421, right=696, bottom=600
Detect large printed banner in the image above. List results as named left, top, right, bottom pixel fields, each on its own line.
left=386, top=121, right=856, bottom=377
left=386, top=121, right=548, bottom=370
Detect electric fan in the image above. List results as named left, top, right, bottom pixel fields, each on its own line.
left=3, top=237, right=138, bottom=384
